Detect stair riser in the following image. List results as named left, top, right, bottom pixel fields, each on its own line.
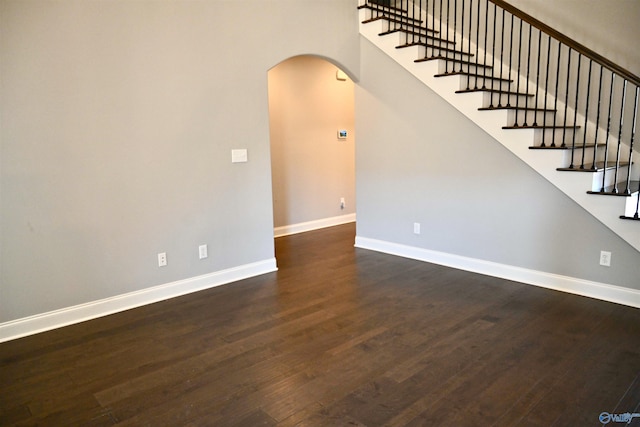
left=438, top=62, right=491, bottom=75
left=480, top=92, right=532, bottom=109
left=590, top=166, right=632, bottom=191
left=379, top=21, right=422, bottom=34
left=559, top=148, right=604, bottom=168
left=625, top=193, right=640, bottom=217
left=532, top=133, right=598, bottom=147
left=532, top=127, right=579, bottom=142
left=506, top=110, right=556, bottom=126
left=397, top=32, right=452, bottom=47
left=416, top=45, right=469, bottom=60
left=458, top=77, right=512, bottom=92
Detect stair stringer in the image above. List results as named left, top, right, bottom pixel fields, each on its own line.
left=360, top=18, right=640, bottom=253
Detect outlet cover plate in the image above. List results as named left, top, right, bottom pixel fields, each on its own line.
left=158, top=252, right=167, bottom=267
left=199, top=244, right=208, bottom=260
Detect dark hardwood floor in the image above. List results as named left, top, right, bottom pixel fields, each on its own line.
left=1, top=223, right=639, bottom=426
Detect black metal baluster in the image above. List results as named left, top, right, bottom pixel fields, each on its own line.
left=612, top=79, right=627, bottom=193
left=497, top=9, right=505, bottom=107
left=541, top=35, right=551, bottom=147
left=421, top=0, right=426, bottom=45
left=439, top=0, right=443, bottom=59
left=411, top=0, right=416, bottom=44
left=396, top=0, right=401, bottom=36
left=601, top=73, right=616, bottom=192
left=403, top=0, right=407, bottom=35
left=489, top=2, right=497, bottom=107
left=402, top=0, right=406, bottom=32
left=424, top=0, right=429, bottom=46
left=432, top=0, right=436, bottom=60
left=569, top=54, right=581, bottom=168
left=561, top=48, right=572, bottom=149
left=592, top=66, right=604, bottom=170
left=552, top=42, right=562, bottom=147
left=580, top=59, right=593, bottom=169
left=453, top=0, right=458, bottom=63
left=482, top=0, right=489, bottom=89
left=460, top=0, right=465, bottom=75
left=623, top=86, right=638, bottom=195
left=533, top=29, right=542, bottom=126
left=523, top=23, right=532, bottom=126
left=453, top=0, right=458, bottom=44
left=445, top=0, right=450, bottom=72
left=506, top=14, right=514, bottom=107
left=474, top=0, right=480, bottom=89
left=514, top=19, right=523, bottom=127
left=466, top=0, right=473, bottom=86
left=405, top=0, right=410, bottom=37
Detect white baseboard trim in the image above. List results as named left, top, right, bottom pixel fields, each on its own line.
left=0, top=258, right=278, bottom=343
left=355, top=236, right=640, bottom=309
left=274, top=213, right=356, bottom=238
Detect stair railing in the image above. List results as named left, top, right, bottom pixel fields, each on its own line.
left=360, top=0, right=640, bottom=220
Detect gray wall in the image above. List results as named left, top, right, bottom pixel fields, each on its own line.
left=0, top=0, right=360, bottom=322
left=356, top=38, right=640, bottom=290
left=269, top=56, right=355, bottom=228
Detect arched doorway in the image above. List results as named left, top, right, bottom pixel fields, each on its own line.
left=268, top=55, right=356, bottom=238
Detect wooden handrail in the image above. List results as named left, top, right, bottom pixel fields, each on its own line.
left=489, top=0, right=640, bottom=87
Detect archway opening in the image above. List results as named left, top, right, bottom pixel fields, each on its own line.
left=267, top=55, right=356, bottom=238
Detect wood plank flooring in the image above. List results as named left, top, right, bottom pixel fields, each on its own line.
left=1, top=223, right=639, bottom=426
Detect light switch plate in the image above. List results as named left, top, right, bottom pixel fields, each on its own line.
left=231, top=149, right=248, bottom=163
left=199, top=244, right=208, bottom=260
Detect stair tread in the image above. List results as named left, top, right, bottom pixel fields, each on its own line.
left=456, top=88, right=533, bottom=97
left=435, top=72, right=512, bottom=83
left=529, top=143, right=598, bottom=149
left=362, top=15, right=423, bottom=26
left=479, top=106, right=555, bottom=112
left=557, top=161, right=631, bottom=172
left=588, top=181, right=640, bottom=196
left=380, top=27, right=440, bottom=37
left=503, top=124, right=581, bottom=129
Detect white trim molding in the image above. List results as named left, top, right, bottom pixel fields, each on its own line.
left=355, top=236, right=640, bottom=309
left=274, top=213, right=356, bottom=238
left=0, top=258, right=277, bottom=343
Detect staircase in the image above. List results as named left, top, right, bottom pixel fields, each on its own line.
left=358, top=0, right=640, bottom=253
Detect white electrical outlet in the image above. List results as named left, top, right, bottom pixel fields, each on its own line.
left=413, top=222, right=421, bottom=235
left=340, top=197, right=345, bottom=209
left=599, top=251, right=611, bottom=267
left=199, top=244, right=208, bottom=260
left=158, top=252, right=167, bottom=267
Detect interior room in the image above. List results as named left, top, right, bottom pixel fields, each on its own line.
left=1, top=0, right=638, bottom=425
